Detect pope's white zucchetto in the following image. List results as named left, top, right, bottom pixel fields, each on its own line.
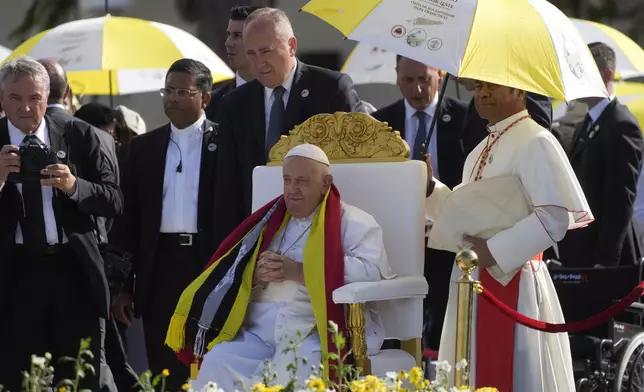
left=284, top=144, right=330, bottom=166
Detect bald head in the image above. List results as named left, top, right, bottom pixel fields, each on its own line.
left=243, top=8, right=297, bottom=88
left=37, top=58, right=69, bottom=104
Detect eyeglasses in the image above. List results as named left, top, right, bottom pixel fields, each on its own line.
left=159, top=88, right=201, bottom=98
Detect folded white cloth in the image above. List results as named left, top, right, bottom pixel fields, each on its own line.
left=429, top=176, right=532, bottom=253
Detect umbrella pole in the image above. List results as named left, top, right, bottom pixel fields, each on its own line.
left=108, top=69, right=114, bottom=108
left=423, top=75, right=450, bottom=158
left=104, top=0, right=109, bottom=14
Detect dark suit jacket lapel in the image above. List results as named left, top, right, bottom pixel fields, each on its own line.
left=570, top=100, right=616, bottom=159
left=391, top=100, right=406, bottom=140
left=198, top=120, right=217, bottom=231
left=285, top=61, right=307, bottom=132
left=45, top=115, right=68, bottom=167
left=149, top=125, right=171, bottom=232
left=250, top=82, right=267, bottom=156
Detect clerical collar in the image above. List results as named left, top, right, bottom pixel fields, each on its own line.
left=264, top=62, right=297, bottom=102
left=290, top=204, right=321, bottom=223
left=487, top=110, right=529, bottom=134
left=170, top=113, right=206, bottom=137
left=404, top=94, right=438, bottom=120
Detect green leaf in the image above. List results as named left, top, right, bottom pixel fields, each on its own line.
left=83, top=364, right=96, bottom=376
left=81, top=350, right=95, bottom=361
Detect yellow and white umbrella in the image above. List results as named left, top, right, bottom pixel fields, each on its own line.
left=302, top=0, right=607, bottom=101
left=0, top=45, right=12, bottom=63
left=571, top=18, right=644, bottom=80
left=342, top=18, right=644, bottom=86
left=4, top=15, right=234, bottom=95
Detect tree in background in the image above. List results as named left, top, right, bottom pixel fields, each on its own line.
left=10, top=0, right=78, bottom=43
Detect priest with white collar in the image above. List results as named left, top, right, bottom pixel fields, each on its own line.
left=167, top=144, right=395, bottom=391
left=425, top=80, right=593, bottom=392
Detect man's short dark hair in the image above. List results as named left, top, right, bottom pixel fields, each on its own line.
left=74, top=102, right=115, bottom=129
left=166, top=58, right=212, bottom=93
left=37, top=60, right=68, bottom=104
left=230, top=5, right=261, bottom=21
left=588, top=42, right=616, bottom=74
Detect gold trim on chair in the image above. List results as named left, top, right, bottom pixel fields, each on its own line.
left=267, top=112, right=410, bottom=165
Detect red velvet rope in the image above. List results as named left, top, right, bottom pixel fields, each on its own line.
left=478, top=282, right=644, bottom=333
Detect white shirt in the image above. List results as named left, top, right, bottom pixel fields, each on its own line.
left=264, top=64, right=297, bottom=135
left=235, top=73, right=248, bottom=88
left=159, top=114, right=206, bottom=233
left=5, top=120, right=67, bottom=244
left=404, top=96, right=439, bottom=176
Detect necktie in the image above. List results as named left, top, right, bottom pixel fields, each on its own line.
left=571, top=113, right=592, bottom=153
left=266, top=86, right=286, bottom=158
left=20, top=134, right=48, bottom=249
left=413, top=111, right=429, bottom=161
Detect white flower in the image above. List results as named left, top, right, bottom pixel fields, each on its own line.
left=455, top=359, right=468, bottom=370
left=31, top=356, right=46, bottom=368
left=450, top=388, right=470, bottom=392
left=434, top=360, right=452, bottom=375
left=435, top=387, right=448, bottom=392
left=385, top=371, right=398, bottom=380
left=200, top=381, right=224, bottom=392
left=328, top=320, right=339, bottom=333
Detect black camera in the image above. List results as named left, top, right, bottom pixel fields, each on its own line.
left=7, top=139, right=60, bottom=183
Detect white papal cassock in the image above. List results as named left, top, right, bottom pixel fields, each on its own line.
left=425, top=110, right=593, bottom=391
left=194, top=201, right=395, bottom=391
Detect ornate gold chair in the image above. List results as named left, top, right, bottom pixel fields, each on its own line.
left=253, top=112, right=429, bottom=376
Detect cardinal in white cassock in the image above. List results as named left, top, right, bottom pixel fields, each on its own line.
left=425, top=80, right=594, bottom=392
left=165, top=144, right=394, bottom=391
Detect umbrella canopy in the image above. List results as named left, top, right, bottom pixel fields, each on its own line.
left=342, top=18, right=644, bottom=86
left=571, top=18, right=644, bottom=80
left=4, top=15, right=234, bottom=95
left=302, top=0, right=607, bottom=101
left=0, top=45, right=12, bottom=63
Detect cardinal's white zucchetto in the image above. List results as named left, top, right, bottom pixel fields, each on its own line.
left=284, top=144, right=330, bottom=166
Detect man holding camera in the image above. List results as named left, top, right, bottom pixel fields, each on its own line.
left=0, top=57, right=122, bottom=391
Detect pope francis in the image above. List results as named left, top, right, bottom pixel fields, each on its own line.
left=166, top=144, right=394, bottom=391
left=425, top=81, right=594, bottom=392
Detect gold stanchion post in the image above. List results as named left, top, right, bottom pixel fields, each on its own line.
left=454, top=248, right=481, bottom=387
left=191, top=357, right=200, bottom=380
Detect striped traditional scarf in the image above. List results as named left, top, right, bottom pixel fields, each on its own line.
left=165, top=185, right=347, bottom=379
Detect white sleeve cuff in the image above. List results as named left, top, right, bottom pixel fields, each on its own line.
left=486, top=212, right=554, bottom=275
left=425, top=178, right=452, bottom=222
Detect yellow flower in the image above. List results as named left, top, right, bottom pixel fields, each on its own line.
left=250, top=383, right=267, bottom=392
left=181, top=383, right=191, bottom=391
left=476, top=388, right=499, bottom=392
left=350, top=380, right=367, bottom=392
left=398, top=370, right=408, bottom=380
left=58, top=387, right=66, bottom=392
left=162, top=369, right=170, bottom=377
left=363, top=375, right=385, bottom=392
left=408, top=366, right=423, bottom=387
left=268, top=385, right=284, bottom=392
left=307, top=377, right=326, bottom=392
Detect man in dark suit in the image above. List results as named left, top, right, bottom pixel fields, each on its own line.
left=457, top=77, right=553, bottom=156
left=111, top=59, right=222, bottom=390
left=555, top=42, right=643, bottom=268
left=216, top=7, right=364, bottom=233
left=205, top=5, right=259, bottom=121
left=372, top=56, right=468, bottom=351
left=0, top=57, right=122, bottom=391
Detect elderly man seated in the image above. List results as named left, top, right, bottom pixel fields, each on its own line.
left=166, top=144, right=395, bottom=391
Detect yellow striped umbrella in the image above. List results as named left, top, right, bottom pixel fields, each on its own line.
left=571, top=18, right=644, bottom=80
left=4, top=15, right=234, bottom=95
left=342, top=18, right=644, bottom=86
left=302, top=0, right=607, bottom=101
